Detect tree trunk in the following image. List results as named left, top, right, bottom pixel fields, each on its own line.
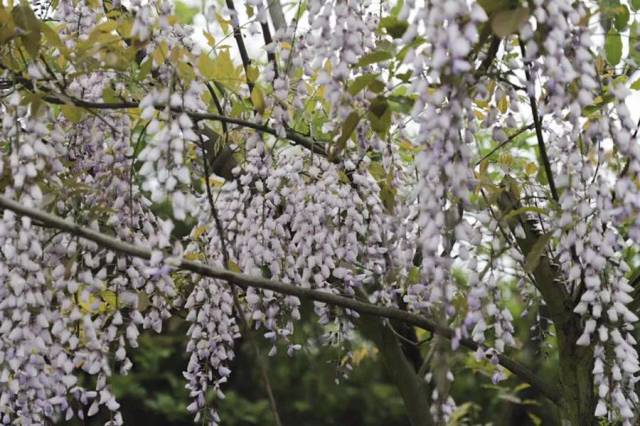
left=556, top=315, right=596, bottom=426
left=359, top=316, right=433, bottom=426
left=497, top=188, right=597, bottom=425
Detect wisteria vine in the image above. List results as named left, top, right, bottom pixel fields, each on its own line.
left=0, top=0, right=639, bottom=425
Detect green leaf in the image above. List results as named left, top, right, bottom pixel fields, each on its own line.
left=388, top=95, right=415, bottom=114
left=22, top=93, right=44, bottom=116
left=397, top=36, right=425, bottom=62
left=40, top=22, right=67, bottom=55
left=12, top=1, right=41, bottom=58
left=367, top=96, right=392, bottom=136
left=380, top=181, right=396, bottom=214
left=630, top=21, right=640, bottom=65
left=368, top=79, right=385, bottom=93
left=604, top=30, right=622, bottom=65
left=490, top=7, right=529, bottom=38
left=357, top=50, right=393, bottom=67
left=478, top=0, right=511, bottom=15
left=333, top=111, right=361, bottom=158
left=633, top=0, right=640, bottom=11
left=367, top=96, right=391, bottom=137
left=390, top=0, right=404, bottom=16
left=368, top=162, right=386, bottom=181
left=348, top=74, right=377, bottom=96
left=139, top=57, right=152, bottom=80
left=0, top=6, right=16, bottom=43
left=102, top=86, right=119, bottom=103
left=524, top=232, right=552, bottom=274
left=528, top=413, right=543, bottom=426
left=395, top=71, right=412, bottom=82
left=174, top=0, right=199, bottom=24
left=379, top=16, right=408, bottom=38
left=614, top=4, right=630, bottom=30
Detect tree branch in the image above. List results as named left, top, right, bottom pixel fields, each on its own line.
left=224, top=0, right=254, bottom=94
left=24, top=92, right=330, bottom=160
left=475, top=123, right=534, bottom=166
left=359, top=316, right=433, bottom=426
left=0, top=195, right=561, bottom=404
left=189, top=111, right=328, bottom=158
left=267, top=0, right=287, bottom=32
left=519, top=39, right=559, bottom=202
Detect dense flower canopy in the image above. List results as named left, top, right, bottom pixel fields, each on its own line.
left=0, top=0, right=640, bottom=424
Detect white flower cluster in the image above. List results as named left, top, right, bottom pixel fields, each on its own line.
left=402, top=1, right=486, bottom=318
left=524, top=1, right=639, bottom=421
left=304, top=0, right=378, bottom=136
left=0, top=1, right=196, bottom=421
left=138, top=87, right=202, bottom=220
left=184, top=278, right=239, bottom=425
left=4, top=0, right=640, bottom=423
left=194, top=133, right=387, bottom=337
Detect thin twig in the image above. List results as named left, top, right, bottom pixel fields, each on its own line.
left=518, top=39, right=559, bottom=202
left=475, top=123, right=534, bottom=166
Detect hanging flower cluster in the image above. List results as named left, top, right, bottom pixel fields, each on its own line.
left=1, top=0, right=640, bottom=424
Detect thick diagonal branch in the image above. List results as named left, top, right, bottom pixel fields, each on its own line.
left=496, top=188, right=595, bottom=424
left=0, top=195, right=561, bottom=404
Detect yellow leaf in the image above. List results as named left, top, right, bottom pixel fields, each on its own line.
left=474, top=99, right=489, bottom=109
left=246, top=65, right=259, bottom=83
left=203, top=31, right=216, bottom=47
left=251, top=86, right=266, bottom=114
left=78, top=293, right=97, bottom=313
left=94, top=20, right=117, bottom=33
left=60, top=105, right=83, bottom=123
left=525, top=162, right=537, bottom=176
left=184, top=252, right=205, bottom=261
left=227, top=260, right=241, bottom=273
left=101, top=290, right=117, bottom=311
left=198, top=50, right=240, bottom=87
left=117, top=17, right=132, bottom=38
left=40, top=22, right=67, bottom=55
left=215, top=12, right=230, bottom=33
left=152, top=41, right=169, bottom=65
left=497, top=95, right=508, bottom=113
left=479, top=160, right=489, bottom=175
left=193, top=225, right=207, bottom=239
left=177, top=61, right=194, bottom=83
left=499, top=152, right=513, bottom=167
left=197, top=53, right=214, bottom=79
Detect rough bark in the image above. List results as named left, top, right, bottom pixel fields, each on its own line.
left=359, top=316, right=433, bottom=426
left=497, top=186, right=596, bottom=425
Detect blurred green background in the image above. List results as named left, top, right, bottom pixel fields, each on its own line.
left=61, top=298, right=562, bottom=426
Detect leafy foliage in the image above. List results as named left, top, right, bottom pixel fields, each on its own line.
left=0, top=0, right=640, bottom=425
